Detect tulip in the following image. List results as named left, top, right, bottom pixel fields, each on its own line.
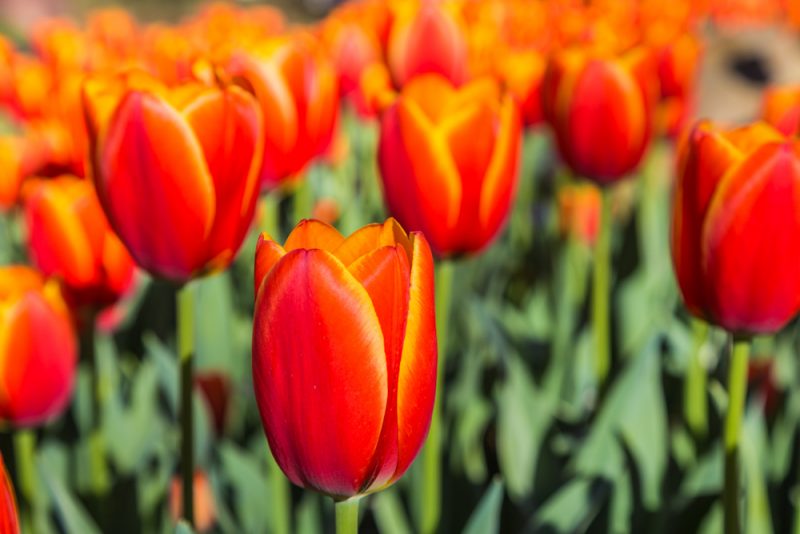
left=228, top=36, right=338, bottom=188
left=378, top=74, right=521, bottom=256
left=0, top=453, right=19, bottom=534
left=557, top=182, right=602, bottom=247
left=252, top=218, right=437, bottom=502
left=541, top=46, right=658, bottom=184
left=387, top=2, right=468, bottom=88
left=170, top=470, right=216, bottom=533
left=761, top=86, right=800, bottom=137
left=83, top=70, right=264, bottom=282
left=655, top=33, right=702, bottom=137
left=0, top=137, right=24, bottom=209
left=0, top=266, right=77, bottom=427
left=496, top=48, right=546, bottom=127
left=671, top=120, right=800, bottom=334
left=24, top=176, right=135, bottom=309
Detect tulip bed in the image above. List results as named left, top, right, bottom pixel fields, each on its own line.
left=2, top=1, right=800, bottom=533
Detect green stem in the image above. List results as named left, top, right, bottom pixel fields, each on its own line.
left=591, top=190, right=612, bottom=385
left=335, top=498, right=360, bottom=534
left=267, top=454, right=291, bottom=534
left=413, top=260, right=454, bottom=534
left=724, top=336, right=750, bottom=534
left=684, top=320, right=710, bottom=438
left=13, top=429, right=37, bottom=531
left=82, top=315, right=109, bottom=496
left=177, top=284, right=195, bottom=527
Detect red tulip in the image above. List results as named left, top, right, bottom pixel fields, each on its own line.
left=170, top=470, right=216, bottom=533
left=24, top=176, right=135, bottom=309
left=387, top=2, right=468, bottom=87
left=252, top=218, right=437, bottom=499
left=378, top=74, right=521, bottom=256
left=83, top=70, right=263, bottom=282
left=672, top=120, right=800, bottom=334
left=0, top=453, right=19, bottom=534
left=542, top=46, right=658, bottom=184
left=557, top=182, right=602, bottom=247
left=0, top=266, right=77, bottom=427
left=228, top=36, right=338, bottom=188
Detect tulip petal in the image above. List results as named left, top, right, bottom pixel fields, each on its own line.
left=182, top=86, right=263, bottom=270
left=97, top=91, right=215, bottom=280
left=479, top=96, right=520, bottom=244
left=393, top=233, right=437, bottom=481
left=347, top=245, right=411, bottom=489
left=333, top=218, right=412, bottom=266
left=0, top=453, right=19, bottom=534
left=395, top=97, right=462, bottom=251
left=672, top=121, right=742, bottom=317
left=254, top=232, right=286, bottom=297
left=702, top=141, right=800, bottom=333
left=252, top=249, right=387, bottom=498
left=283, top=219, right=345, bottom=252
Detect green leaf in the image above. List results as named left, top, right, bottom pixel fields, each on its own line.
left=219, top=443, right=271, bottom=533
left=372, top=489, right=412, bottom=534
left=529, top=478, right=606, bottom=532
left=496, top=355, right=551, bottom=500
left=175, top=520, right=195, bottom=534
left=462, top=479, right=504, bottom=534
left=40, top=455, right=101, bottom=534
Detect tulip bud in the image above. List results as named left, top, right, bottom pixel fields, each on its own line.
left=83, top=70, right=263, bottom=282
left=542, top=46, right=658, bottom=184
left=24, top=176, right=135, bottom=310
left=671, top=120, right=800, bottom=334
left=252, top=219, right=437, bottom=499
left=557, top=182, right=602, bottom=246
left=378, top=74, right=521, bottom=256
left=228, top=36, right=338, bottom=188
left=0, top=266, right=77, bottom=427
left=0, top=453, right=19, bottom=534
left=169, top=470, right=216, bottom=533
left=387, top=2, right=468, bottom=88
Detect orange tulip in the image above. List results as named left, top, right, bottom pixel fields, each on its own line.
left=252, top=219, right=437, bottom=499
left=83, top=70, right=263, bottom=281
left=24, top=177, right=135, bottom=309
left=169, top=470, right=216, bottom=533
left=0, top=266, right=77, bottom=426
left=228, top=36, right=338, bottom=188
left=541, top=46, right=658, bottom=184
left=378, top=74, right=521, bottom=256
left=496, top=48, right=546, bottom=127
left=761, top=86, right=800, bottom=137
left=672, top=120, right=800, bottom=334
left=655, top=33, right=702, bottom=137
left=0, top=453, right=19, bottom=534
left=557, top=182, right=602, bottom=246
left=387, top=2, right=468, bottom=87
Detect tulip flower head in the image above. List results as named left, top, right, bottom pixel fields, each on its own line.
left=672, top=120, right=800, bottom=334
left=0, top=453, right=19, bottom=534
left=83, top=70, right=264, bottom=282
left=542, top=46, right=658, bottom=184
left=0, top=266, right=77, bottom=427
left=387, top=2, right=468, bottom=88
left=228, top=36, right=338, bottom=188
left=252, top=218, right=437, bottom=499
left=24, top=176, right=135, bottom=309
left=378, top=74, right=521, bottom=256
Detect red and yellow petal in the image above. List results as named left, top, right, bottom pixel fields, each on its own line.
left=252, top=249, right=387, bottom=498
left=97, top=91, right=216, bottom=281
left=254, top=232, right=286, bottom=296
left=393, top=232, right=437, bottom=481
left=283, top=219, right=345, bottom=252
left=0, top=453, right=19, bottom=534
left=701, top=141, right=800, bottom=333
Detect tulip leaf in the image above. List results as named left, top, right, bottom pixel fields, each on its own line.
left=175, top=520, right=195, bottom=534
left=529, top=478, right=606, bottom=532
left=219, top=443, right=270, bottom=533
left=39, top=451, right=101, bottom=534
left=496, top=354, right=551, bottom=500
left=372, top=489, right=412, bottom=534
left=742, top=404, right=773, bottom=534
left=296, top=493, right=323, bottom=534
left=462, top=479, right=504, bottom=534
